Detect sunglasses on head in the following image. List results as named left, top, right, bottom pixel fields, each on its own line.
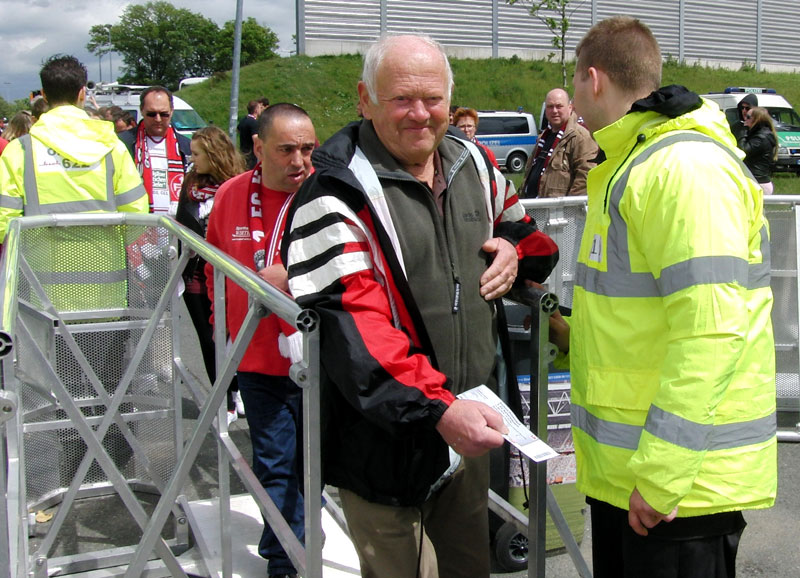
left=145, top=110, right=171, bottom=118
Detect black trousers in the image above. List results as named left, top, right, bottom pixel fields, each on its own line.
left=589, top=498, right=746, bottom=578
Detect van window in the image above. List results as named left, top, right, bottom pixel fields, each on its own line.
left=477, top=116, right=530, bottom=136
left=769, top=108, right=800, bottom=131
left=172, top=109, right=207, bottom=132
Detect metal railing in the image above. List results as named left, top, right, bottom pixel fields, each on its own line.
left=0, top=213, right=323, bottom=577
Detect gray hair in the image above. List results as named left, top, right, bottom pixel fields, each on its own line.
left=361, top=34, right=454, bottom=104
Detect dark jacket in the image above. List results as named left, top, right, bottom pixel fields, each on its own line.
left=731, top=93, right=759, bottom=141
left=281, top=121, right=558, bottom=506
left=739, top=124, right=776, bottom=183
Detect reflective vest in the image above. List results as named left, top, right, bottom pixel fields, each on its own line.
left=0, top=106, right=148, bottom=313
left=570, top=101, right=777, bottom=517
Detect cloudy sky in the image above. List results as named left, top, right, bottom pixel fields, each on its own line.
left=0, top=0, right=297, bottom=101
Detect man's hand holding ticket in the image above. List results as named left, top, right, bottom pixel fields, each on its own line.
left=458, top=384, right=559, bottom=462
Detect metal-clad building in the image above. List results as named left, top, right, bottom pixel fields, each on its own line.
left=298, top=0, right=800, bottom=73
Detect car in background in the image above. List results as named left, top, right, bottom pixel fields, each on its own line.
left=90, top=83, right=208, bottom=138
left=701, top=87, right=800, bottom=174
left=476, top=110, right=538, bottom=173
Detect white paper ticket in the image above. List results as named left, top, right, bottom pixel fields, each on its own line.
left=458, top=384, right=559, bottom=462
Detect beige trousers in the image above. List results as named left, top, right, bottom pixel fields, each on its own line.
left=339, top=454, right=490, bottom=578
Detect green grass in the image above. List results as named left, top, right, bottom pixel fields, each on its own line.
left=179, top=54, right=800, bottom=196
left=179, top=54, right=800, bottom=144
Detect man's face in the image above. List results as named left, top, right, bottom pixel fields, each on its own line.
left=141, top=91, right=173, bottom=138
left=545, top=91, right=572, bottom=128
left=359, top=41, right=450, bottom=168
left=253, top=115, right=316, bottom=193
left=114, top=118, right=129, bottom=133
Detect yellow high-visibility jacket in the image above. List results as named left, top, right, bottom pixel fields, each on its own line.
left=0, top=105, right=148, bottom=312
left=570, top=96, right=776, bottom=517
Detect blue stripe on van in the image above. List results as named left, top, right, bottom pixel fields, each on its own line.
left=477, top=135, right=537, bottom=147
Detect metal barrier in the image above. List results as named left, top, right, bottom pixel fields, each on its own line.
left=521, top=195, right=800, bottom=441
left=0, top=213, right=323, bottom=577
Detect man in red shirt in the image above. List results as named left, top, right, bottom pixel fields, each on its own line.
left=205, top=103, right=315, bottom=578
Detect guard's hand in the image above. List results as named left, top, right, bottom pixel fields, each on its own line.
left=436, top=399, right=507, bottom=457
left=257, top=264, right=289, bottom=292
left=628, top=488, right=677, bottom=536
left=480, top=237, right=518, bottom=300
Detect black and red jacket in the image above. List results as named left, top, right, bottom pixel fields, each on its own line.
left=282, top=121, right=558, bottom=506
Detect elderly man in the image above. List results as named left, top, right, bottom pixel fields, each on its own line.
left=551, top=16, right=776, bottom=578
left=521, top=87, right=597, bottom=198
left=282, top=34, right=558, bottom=578
left=206, top=103, right=315, bottom=578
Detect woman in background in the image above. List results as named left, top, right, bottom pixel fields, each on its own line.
left=3, top=111, right=33, bottom=141
left=176, top=126, right=246, bottom=425
left=452, top=107, right=500, bottom=169
left=739, top=106, right=778, bottom=195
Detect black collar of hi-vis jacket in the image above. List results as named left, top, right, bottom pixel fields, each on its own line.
left=629, top=85, right=703, bottom=119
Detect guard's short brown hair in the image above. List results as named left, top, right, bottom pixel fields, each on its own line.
left=575, top=16, right=661, bottom=96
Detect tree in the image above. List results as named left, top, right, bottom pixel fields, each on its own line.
left=507, top=0, right=587, bottom=88
left=214, top=18, right=279, bottom=72
left=88, top=2, right=219, bottom=88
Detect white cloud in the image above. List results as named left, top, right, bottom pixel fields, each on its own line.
left=0, top=0, right=296, bottom=101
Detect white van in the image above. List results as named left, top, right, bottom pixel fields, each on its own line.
left=89, top=83, right=208, bottom=138
left=475, top=111, right=538, bottom=173
left=701, top=87, right=800, bottom=174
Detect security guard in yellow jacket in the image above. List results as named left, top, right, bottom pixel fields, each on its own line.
left=551, top=18, right=777, bottom=578
left=0, top=55, right=148, bottom=312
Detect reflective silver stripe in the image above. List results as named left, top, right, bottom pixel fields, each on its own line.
left=35, top=198, right=116, bottom=214
left=106, top=150, right=115, bottom=202
left=579, top=132, right=771, bottom=297
left=749, top=225, right=771, bottom=289
left=571, top=404, right=641, bottom=450
left=573, top=403, right=777, bottom=452
left=657, top=256, right=748, bottom=296
left=19, top=135, right=41, bottom=215
left=115, top=182, right=148, bottom=208
left=37, top=269, right=127, bottom=284
left=0, top=195, right=23, bottom=210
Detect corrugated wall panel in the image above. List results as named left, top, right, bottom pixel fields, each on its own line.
left=683, top=0, right=755, bottom=63
left=497, top=2, right=593, bottom=54
left=595, top=1, right=680, bottom=59
left=385, top=0, right=494, bottom=47
left=305, top=0, right=381, bottom=42
left=761, top=0, right=800, bottom=66
left=303, top=0, right=800, bottom=72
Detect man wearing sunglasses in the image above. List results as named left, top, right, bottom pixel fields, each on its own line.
left=126, top=85, right=191, bottom=215
left=731, top=92, right=758, bottom=141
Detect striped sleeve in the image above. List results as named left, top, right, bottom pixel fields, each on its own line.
left=285, top=187, right=455, bottom=435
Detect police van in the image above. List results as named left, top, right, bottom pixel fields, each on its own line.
left=476, top=110, right=538, bottom=173
left=701, top=87, right=800, bottom=174
left=89, top=82, right=208, bottom=138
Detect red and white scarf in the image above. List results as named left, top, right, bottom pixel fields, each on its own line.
left=134, top=123, right=185, bottom=212
left=532, top=123, right=565, bottom=175
left=248, top=163, right=295, bottom=271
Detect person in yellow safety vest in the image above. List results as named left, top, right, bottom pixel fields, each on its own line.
left=0, top=54, right=148, bottom=313
left=548, top=17, right=777, bottom=578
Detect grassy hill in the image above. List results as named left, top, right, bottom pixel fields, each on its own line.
left=180, top=54, right=800, bottom=143
left=179, top=53, right=800, bottom=193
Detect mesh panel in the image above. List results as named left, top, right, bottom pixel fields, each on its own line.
left=11, top=223, right=178, bottom=508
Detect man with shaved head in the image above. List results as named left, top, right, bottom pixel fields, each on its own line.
left=521, top=87, right=598, bottom=198
left=282, top=34, right=558, bottom=577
